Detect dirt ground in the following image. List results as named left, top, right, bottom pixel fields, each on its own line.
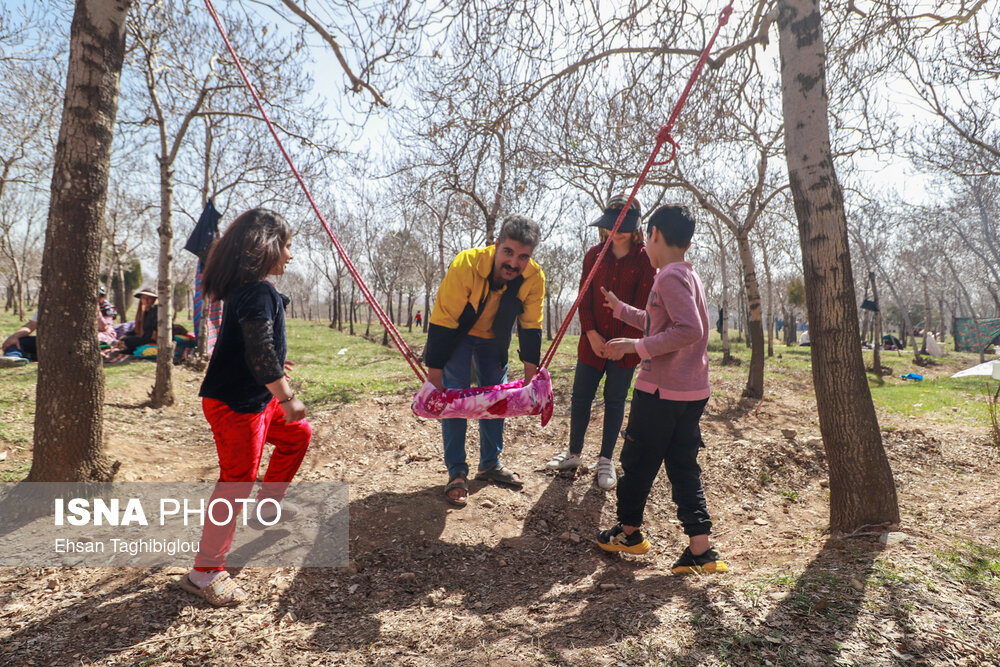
left=1, top=358, right=999, bottom=666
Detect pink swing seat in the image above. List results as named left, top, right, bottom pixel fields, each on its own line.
left=411, top=368, right=554, bottom=426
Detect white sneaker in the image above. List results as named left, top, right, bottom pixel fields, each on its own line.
left=546, top=451, right=582, bottom=471
left=597, top=456, right=617, bottom=490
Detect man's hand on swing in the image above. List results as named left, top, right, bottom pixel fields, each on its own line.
left=523, top=362, right=537, bottom=385
left=427, top=367, right=445, bottom=392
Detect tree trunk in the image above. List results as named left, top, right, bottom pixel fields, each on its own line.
left=778, top=0, right=898, bottom=533
left=737, top=234, right=765, bottom=398
left=111, top=260, right=126, bottom=322
left=762, top=244, right=775, bottom=357
left=719, top=238, right=732, bottom=363
left=937, top=295, right=946, bottom=340
left=30, top=0, right=134, bottom=482
left=945, top=255, right=986, bottom=363
left=423, top=287, right=430, bottom=333
left=350, top=282, right=355, bottom=336
left=545, top=290, right=553, bottom=341
left=870, top=272, right=883, bottom=377
left=921, top=281, right=932, bottom=354
left=150, top=157, right=175, bottom=407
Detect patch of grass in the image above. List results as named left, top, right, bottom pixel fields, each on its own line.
left=933, top=541, right=1000, bottom=592
left=779, top=489, right=800, bottom=502
left=284, top=319, right=581, bottom=408
left=869, top=375, right=991, bottom=424
left=0, top=459, right=30, bottom=482
left=871, top=559, right=909, bottom=587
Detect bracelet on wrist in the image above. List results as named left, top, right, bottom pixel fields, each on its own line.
left=278, top=393, right=295, bottom=404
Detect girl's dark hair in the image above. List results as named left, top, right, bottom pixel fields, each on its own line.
left=202, top=208, right=291, bottom=301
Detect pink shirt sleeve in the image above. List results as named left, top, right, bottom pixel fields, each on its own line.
left=634, top=270, right=704, bottom=360
left=613, top=299, right=647, bottom=332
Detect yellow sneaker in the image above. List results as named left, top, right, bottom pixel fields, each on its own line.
left=671, top=546, right=729, bottom=574
left=596, top=524, right=651, bottom=555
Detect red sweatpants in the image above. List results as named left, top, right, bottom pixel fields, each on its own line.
left=194, top=396, right=312, bottom=570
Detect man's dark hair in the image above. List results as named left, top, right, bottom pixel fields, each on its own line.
left=647, top=204, right=696, bottom=248
left=497, top=214, right=541, bottom=249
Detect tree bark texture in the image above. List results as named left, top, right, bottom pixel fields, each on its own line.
left=719, top=236, right=732, bottom=363
left=870, top=272, right=883, bottom=377
left=151, top=158, right=175, bottom=407
left=30, top=0, right=133, bottom=482
left=737, top=234, right=765, bottom=398
left=777, top=0, right=899, bottom=533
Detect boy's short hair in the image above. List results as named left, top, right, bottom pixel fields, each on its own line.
left=647, top=204, right=696, bottom=248
left=497, top=214, right=541, bottom=249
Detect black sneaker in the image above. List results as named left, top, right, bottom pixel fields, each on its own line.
left=596, top=524, right=651, bottom=554
left=671, top=546, right=729, bottom=574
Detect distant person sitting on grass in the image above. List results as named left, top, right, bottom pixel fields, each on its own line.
left=1, top=313, right=38, bottom=367
left=595, top=204, right=728, bottom=575
left=3, top=287, right=122, bottom=367
left=105, top=287, right=158, bottom=362
left=97, top=285, right=119, bottom=349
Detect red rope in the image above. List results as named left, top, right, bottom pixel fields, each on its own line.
left=202, top=0, right=427, bottom=383
left=539, top=1, right=734, bottom=370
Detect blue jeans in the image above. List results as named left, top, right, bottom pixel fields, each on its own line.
left=568, top=359, right=636, bottom=459
left=4, top=336, right=37, bottom=361
left=441, top=335, right=508, bottom=479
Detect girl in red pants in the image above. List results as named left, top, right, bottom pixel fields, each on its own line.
left=179, top=208, right=311, bottom=607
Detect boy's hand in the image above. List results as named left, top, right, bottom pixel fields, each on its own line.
left=284, top=360, right=295, bottom=376
left=600, top=287, right=620, bottom=311
left=605, top=338, right=637, bottom=360
left=586, top=330, right=607, bottom=358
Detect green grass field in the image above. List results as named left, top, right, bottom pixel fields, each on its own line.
left=1, top=309, right=995, bottom=456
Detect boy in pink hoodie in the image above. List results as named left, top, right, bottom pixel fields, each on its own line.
left=595, top=204, right=727, bottom=575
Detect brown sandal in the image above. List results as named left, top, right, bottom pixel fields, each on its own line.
left=178, top=571, right=247, bottom=607
left=444, top=476, right=468, bottom=507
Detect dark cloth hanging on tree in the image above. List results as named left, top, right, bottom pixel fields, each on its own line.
left=184, top=199, right=221, bottom=260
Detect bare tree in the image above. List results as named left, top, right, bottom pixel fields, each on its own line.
left=29, top=0, right=134, bottom=482
left=777, top=0, right=898, bottom=533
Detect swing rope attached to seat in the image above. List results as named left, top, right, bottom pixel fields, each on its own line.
left=204, top=0, right=732, bottom=425
left=539, top=0, right=734, bottom=371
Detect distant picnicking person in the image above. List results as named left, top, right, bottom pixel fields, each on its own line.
left=2, top=286, right=116, bottom=367
left=595, top=204, right=728, bottom=575
left=105, top=287, right=159, bottom=362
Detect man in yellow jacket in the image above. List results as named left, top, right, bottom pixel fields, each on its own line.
left=425, top=215, right=546, bottom=507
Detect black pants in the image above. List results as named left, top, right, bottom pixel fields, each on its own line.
left=616, top=390, right=712, bottom=536
left=120, top=334, right=153, bottom=353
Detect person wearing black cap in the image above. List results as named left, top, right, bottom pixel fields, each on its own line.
left=546, top=195, right=655, bottom=490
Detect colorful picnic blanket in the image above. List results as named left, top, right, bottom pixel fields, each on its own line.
left=411, top=368, right=554, bottom=426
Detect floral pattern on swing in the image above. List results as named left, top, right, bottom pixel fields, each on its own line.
left=411, top=367, right=554, bottom=426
